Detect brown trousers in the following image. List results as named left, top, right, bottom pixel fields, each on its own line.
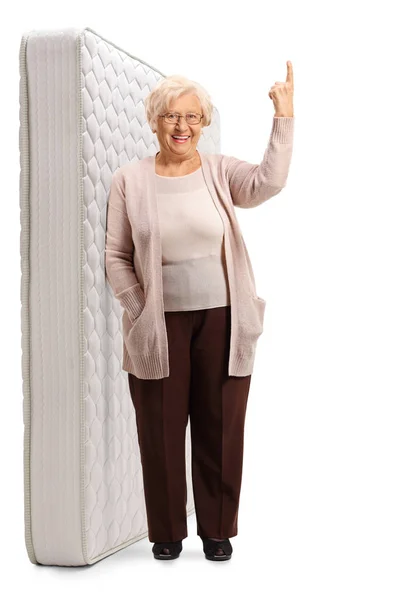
left=128, top=305, right=252, bottom=543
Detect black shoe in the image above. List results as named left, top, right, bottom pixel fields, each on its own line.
left=152, top=540, right=183, bottom=560
left=201, top=537, right=233, bottom=561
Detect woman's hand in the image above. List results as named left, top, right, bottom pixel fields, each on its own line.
left=269, top=61, right=294, bottom=118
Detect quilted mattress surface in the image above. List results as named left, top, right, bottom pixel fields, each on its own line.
left=19, top=26, right=221, bottom=566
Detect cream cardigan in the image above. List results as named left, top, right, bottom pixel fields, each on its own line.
left=105, top=116, right=294, bottom=379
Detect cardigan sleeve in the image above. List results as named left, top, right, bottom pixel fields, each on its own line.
left=104, top=169, right=145, bottom=322
left=226, top=116, right=294, bottom=209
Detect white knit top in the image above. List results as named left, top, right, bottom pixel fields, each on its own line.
left=154, top=166, right=231, bottom=312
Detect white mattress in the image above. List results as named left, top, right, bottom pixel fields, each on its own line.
left=19, top=27, right=221, bottom=566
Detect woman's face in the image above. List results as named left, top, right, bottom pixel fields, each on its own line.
left=154, top=93, right=203, bottom=161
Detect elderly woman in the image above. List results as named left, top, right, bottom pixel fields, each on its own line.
left=105, top=63, right=294, bottom=561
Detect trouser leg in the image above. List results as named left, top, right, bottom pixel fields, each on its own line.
left=127, top=310, right=192, bottom=543
left=189, top=305, right=252, bottom=539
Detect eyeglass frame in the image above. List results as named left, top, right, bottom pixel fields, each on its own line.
left=158, top=112, right=204, bottom=125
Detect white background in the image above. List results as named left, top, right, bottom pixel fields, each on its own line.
left=1, top=1, right=399, bottom=597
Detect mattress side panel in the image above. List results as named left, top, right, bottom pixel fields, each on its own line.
left=25, top=30, right=85, bottom=566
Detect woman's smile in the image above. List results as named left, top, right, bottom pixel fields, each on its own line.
left=171, top=135, right=190, bottom=144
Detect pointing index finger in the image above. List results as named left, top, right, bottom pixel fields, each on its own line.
left=286, top=61, right=293, bottom=86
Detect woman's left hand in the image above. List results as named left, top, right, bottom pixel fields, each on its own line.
left=269, top=61, right=294, bottom=117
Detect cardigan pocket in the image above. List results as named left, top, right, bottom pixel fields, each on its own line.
left=237, top=293, right=267, bottom=347
left=124, top=300, right=162, bottom=360
left=116, top=282, right=146, bottom=324
left=249, top=295, right=267, bottom=340
left=122, top=303, right=148, bottom=359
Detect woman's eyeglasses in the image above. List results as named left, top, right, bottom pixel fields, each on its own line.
left=159, top=113, right=203, bottom=125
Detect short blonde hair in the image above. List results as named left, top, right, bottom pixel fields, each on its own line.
left=145, top=74, right=214, bottom=131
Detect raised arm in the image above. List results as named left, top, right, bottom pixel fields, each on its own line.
left=225, top=116, right=294, bottom=209
left=104, top=169, right=145, bottom=322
